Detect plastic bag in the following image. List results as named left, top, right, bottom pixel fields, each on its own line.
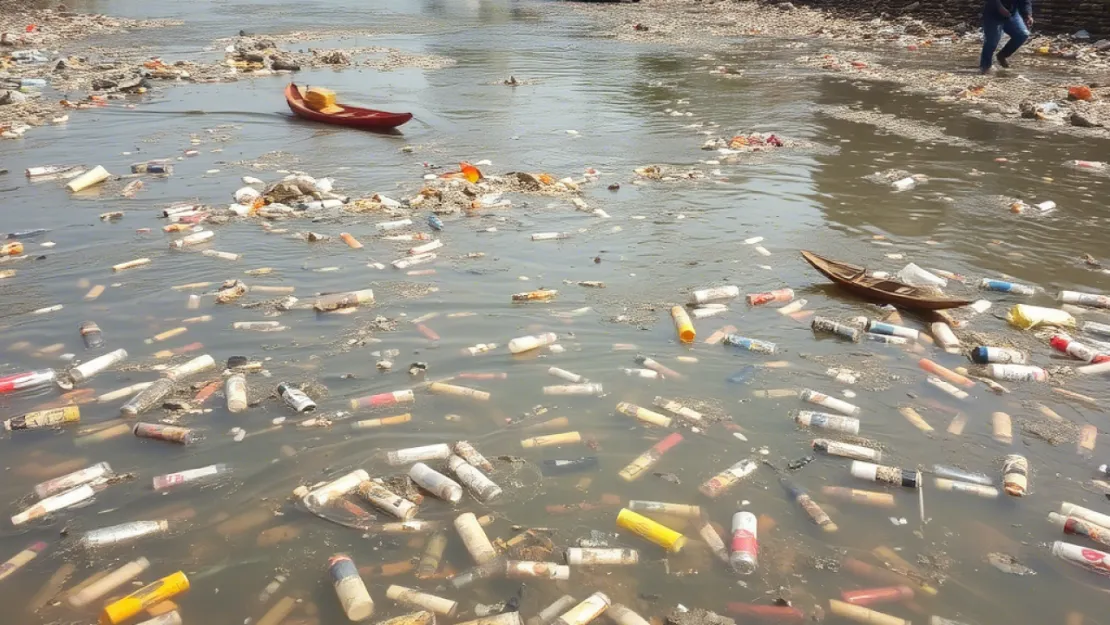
left=1007, top=304, right=1076, bottom=330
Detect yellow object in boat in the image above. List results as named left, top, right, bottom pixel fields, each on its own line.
left=304, top=87, right=342, bottom=114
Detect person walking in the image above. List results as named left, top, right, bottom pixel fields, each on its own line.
left=980, top=0, right=1033, bottom=74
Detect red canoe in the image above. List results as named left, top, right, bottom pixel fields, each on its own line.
left=285, top=83, right=413, bottom=129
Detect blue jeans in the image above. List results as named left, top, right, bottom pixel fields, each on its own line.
left=980, top=11, right=1029, bottom=70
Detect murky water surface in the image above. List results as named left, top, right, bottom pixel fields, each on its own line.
left=4, top=1, right=1110, bottom=624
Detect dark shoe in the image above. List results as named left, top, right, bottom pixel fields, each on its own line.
left=996, top=52, right=1010, bottom=68
left=979, top=67, right=992, bottom=75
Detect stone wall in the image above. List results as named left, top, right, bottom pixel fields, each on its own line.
left=786, top=0, right=1110, bottom=37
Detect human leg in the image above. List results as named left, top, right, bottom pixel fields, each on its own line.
left=998, top=12, right=1030, bottom=61
left=979, top=15, right=1004, bottom=71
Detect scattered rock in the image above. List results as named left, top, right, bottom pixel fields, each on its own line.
left=91, top=77, right=117, bottom=91
left=117, top=76, right=146, bottom=92
left=1070, top=111, right=1103, bottom=128
left=271, top=56, right=301, bottom=72
left=0, top=90, right=28, bottom=105
left=904, top=21, right=928, bottom=36
left=776, top=2, right=796, bottom=11
left=316, top=50, right=351, bottom=65
left=508, top=171, right=544, bottom=191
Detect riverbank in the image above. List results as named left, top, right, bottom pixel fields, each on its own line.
left=1, top=3, right=459, bottom=139
left=566, top=0, right=1109, bottom=136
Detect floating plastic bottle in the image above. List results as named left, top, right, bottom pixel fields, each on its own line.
left=153, top=464, right=230, bottom=491
left=278, top=382, right=316, bottom=412
left=34, top=462, right=112, bottom=499
left=934, top=478, right=999, bottom=499
left=1083, top=321, right=1110, bottom=338
left=1059, top=290, right=1110, bottom=309
left=544, top=383, right=603, bottom=396
left=970, top=346, right=1027, bottom=364
left=796, top=411, right=860, bottom=435
left=698, top=459, right=758, bottom=498
left=933, top=464, right=993, bottom=486
left=329, top=555, right=373, bottom=621
left=1002, top=454, right=1028, bottom=496
left=867, top=320, right=919, bottom=340
left=509, top=332, right=558, bottom=354
left=930, top=322, right=961, bottom=352
left=555, top=592, right=610, bottom=625
left=12, top=484, right=96, bottom=525
left=986, top=364, right=1047, bottom=382
left=782, top=477, right=837, bottom=531
left=133, top=422, right=196, bottom=445
left=1049, top=512, right=1110, bottom=548
left=729, top=511, right=758, bottom=575
left=59, top=348, right=127, bottom=389
left=812, top=317, right=861, bottom=341
left=4, top=406, right=79, bottom=431
left=690, top=285, right=739, bottom=304
left=746, top=288, right=793, bottom=306
left=70, top=557, right=150, bottom=607
left=121, top=379, right=175, bottom=417
left=980, top=279, right=1035, bottom=295
left=302, top=469, right=370, bottom=508
left=615, top=509, right=684, bottom=552
left=723, top=334, right=776, bottom=354
left=386, top=585, right=458, bottom=616
left=671, top=306, right=695, bottom=343
left=800, top=389, right=861, bottom=416
left=1050, top=334, right=1108, bottom=363
left=851, top=461, right=921, bottom=488
left=447, top=455, right=503, bottom=502
left=820, top=486, right=895, bottom=508
left=618, top=433, right=682, bottom=481
left=813, top=438, right=879, bottom=461
left=1051, top=541, right=1110, bottom=577
left=409, top=463, right=463, bottom=503
left=358, top=481, right=418, bottom=520
left=0, top=369, right=57, bottom=394
left=81, top=521, right=170, bottom=548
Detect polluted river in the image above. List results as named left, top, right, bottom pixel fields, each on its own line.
left=2, top=1, right=1110, bottom=625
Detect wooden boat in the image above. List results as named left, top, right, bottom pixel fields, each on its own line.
left=800, top=250, right=972, bottom=310
left=285, top=83, right=412, bottom=129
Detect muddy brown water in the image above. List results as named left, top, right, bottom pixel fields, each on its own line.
left=3, top=1, right=1110, bottom=624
